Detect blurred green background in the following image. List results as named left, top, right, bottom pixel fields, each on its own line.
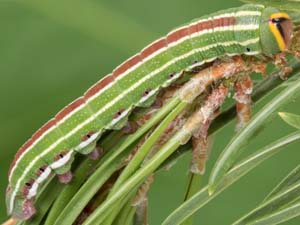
left=1, top=0, right=300, bottom=224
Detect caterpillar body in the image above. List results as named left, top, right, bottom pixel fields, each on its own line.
left=6, top=4, right=293, bottom=220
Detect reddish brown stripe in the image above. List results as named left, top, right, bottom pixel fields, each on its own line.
left=198, top=19, right=213, bottom=31
left=221, top=17, right=231, bottom=26
left=198, top=17, right=236, bottom=31
left=167, top=27, right=190, bottom=44
left=141, top=38, right=167, bottom=59
left=84, top=74, right=114, bottom=99
left=168, top=17, right=236, bottom=46
left=8, top=119, right=56, bottom=177
left=55, top=97, right=85, bottom=122
left=213, top=18, right=222, bottom=28
left=188, top=23, right=198, bottom=36
left=113, top=54, right=141, bottom=78
left=31, top=119, right=56, bottom=146
left=188, top=17, right=237, bottom=38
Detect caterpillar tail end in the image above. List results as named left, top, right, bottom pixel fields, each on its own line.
left=6, top=186, right=36, bottom=220
left=21, top=199, right=36, bottom=220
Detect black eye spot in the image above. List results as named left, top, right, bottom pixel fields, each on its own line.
left=113, top=109, right=125, bottom=119
left=25, top=182, right=31, bottom=187
left=86, top=134, right=91, bottom=138
left=169, top=72, right=175, bottom=78
left=193, top=60, right=199, bottom=64
left=59, top=154, right=64, bottom=158
left=246, top=47, right=251, bottom=52
left=39, top=167, right=45, bottom=172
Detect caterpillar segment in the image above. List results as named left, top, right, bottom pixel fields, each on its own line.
left=6, top=4, right=294, bottom=220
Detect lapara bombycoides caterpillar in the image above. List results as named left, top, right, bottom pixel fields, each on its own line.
left=6, top=4, right=293, bottom=220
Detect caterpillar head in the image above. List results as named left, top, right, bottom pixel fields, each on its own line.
left=260, top=7, right=293, bottom=55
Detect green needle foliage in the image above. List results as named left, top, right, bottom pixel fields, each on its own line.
left=264, top=165, right=300, bottom=202
left=278, top=112, right=300, bottom=130
left=162, top=130, right=300, bottom=225
left=208, top=72, right=300, bottom=194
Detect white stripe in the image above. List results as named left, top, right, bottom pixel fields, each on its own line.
left=235, top=11, right=262, bottom=16
left=9, top=24, right=262, bottom=213
left=50, top=150, right=73, bottom=170
left=188, top=57, right=217, bottom=69
left=234, top=24, right=259, bottom=30
left=108, top=108, right=132, bottom=127
left=190, top=10, right=262, bottom=26
left=213, top=13, right=235, bottom=19
left=167, top=36, right=190, bottom=48
left=75, top=132, right=100, bottom=150
left=36, top=167, right=51, bottom=184
left=27, top=182, right=39, bottom=199
left=254, top=4, right=265, bottom=8
left=138, top=88, right=159, bottom=103
left=245, top=51, right=260, bottom=55
left=213, top=26, right=233, bottom=32
left=239, top=37, right=260, bottom=46
left=190, top=28, right=214, bottom=38
left=27, top=167, right=52, bottom=199
left=214, top=11, right=261, bottom=19
left=189, top=17, right=212, bottom=27
left=167, top=11, right=258, bottom=39
left=141, top=41, right=168, bottom=63
left=56, top=99, right=87, bottom=125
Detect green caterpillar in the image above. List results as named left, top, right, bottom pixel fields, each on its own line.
left=6, top=4, right=293, bottom=220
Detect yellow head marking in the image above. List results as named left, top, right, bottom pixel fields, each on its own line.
left=268, top=13, right=292, bottom=51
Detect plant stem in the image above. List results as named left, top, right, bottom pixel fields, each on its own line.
left=180, top=173, right=203, bottom=225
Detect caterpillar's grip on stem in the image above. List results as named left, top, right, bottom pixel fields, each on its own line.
left=6, top=4, right=293, bottom=220
left=234, top=75, right=253, bottom=131
left=189, top=84, right=229, bottom=174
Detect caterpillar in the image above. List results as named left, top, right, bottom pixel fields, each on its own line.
left=6, top=4, right=293, bottom=220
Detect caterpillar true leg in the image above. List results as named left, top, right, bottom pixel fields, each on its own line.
left=121, top=121, right=139, bottom=134
left=22, top=200, right=36, bottom=221
left=88, top=147, right=103, bottom=160
left=57, top=171, right=73, bottom=184
left=132, top=174, right=154, bottom=225
left=234, top=74, right=253, bottom=131
left=190, top=84, right=229, bottom=174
